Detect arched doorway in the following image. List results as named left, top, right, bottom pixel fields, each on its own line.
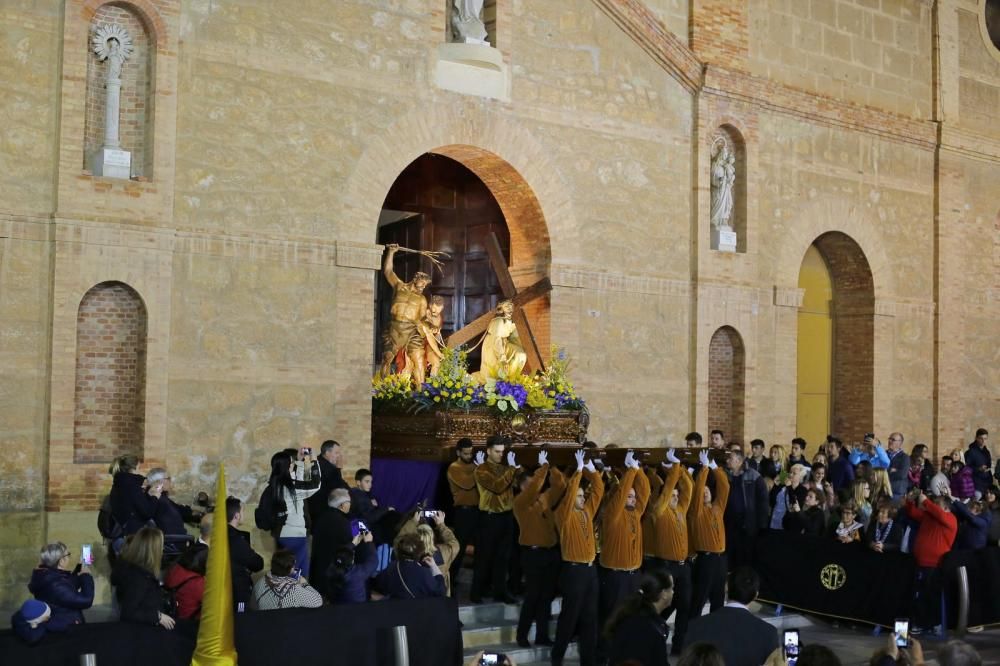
left=708, top=326, right=745, bottom=445
left=796, top=233, right=875, bottom=449
left=375, top=148, right=551, bottom=374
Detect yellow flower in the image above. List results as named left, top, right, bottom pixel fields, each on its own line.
left=446, top=380, right=454, bottom=388
left=433, top=396, right=441, bottom=403
left=441, top=390, right=450, bottom=398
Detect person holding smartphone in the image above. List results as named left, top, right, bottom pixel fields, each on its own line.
left=27, top=542, right=95, bottom=631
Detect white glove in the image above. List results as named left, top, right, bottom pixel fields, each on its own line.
left=667, top=448, right=681, bottom=464
left=538, top=450, right=548, bottom=467
left=707, top=455, right=718, bottom=470
left=507, top=451, right=520, bottom=468
left=584, top=459, right=597, bottom=473
left=474, top=451, right=485, bottom=466
left=624, top=451, right=637, bottom=469
left=687, top=467, right=694, bottom=475
left=574, top=449, right=585, bottom=470
left=698, top=450, right=709, bottom=467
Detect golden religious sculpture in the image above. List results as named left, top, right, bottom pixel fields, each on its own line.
left=379, top=244, right=431, bottom=385
left=422, top=295, right=446, bottom=377
left=476, top=300, right=527, bottom=380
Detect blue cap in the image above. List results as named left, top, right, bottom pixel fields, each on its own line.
left=20, top=600, right=48, bottom=623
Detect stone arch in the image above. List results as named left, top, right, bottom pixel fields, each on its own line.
left=774, top=197, right=893, bottom=299
left=82, top=0, right=168, bottom=50
left=341, top=101, right=579, bottom=265
left=708, top=326, right=746, bottom=445
left=73, top=281, right=148, bottom=464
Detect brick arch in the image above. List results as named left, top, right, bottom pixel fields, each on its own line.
left=82, top=0, right=167, bottom=50
left=73, top=281, right=148, bottom=464
left=341, top=101, right=578, bottom=265
left=708, top=326, right=745, bottom=445
left=774, top=198, right=893, bottom=300
left=799, top=231, right=876, bottom=443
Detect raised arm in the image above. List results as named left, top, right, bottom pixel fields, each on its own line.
left=690, top=467, right=710, bottom=521
left=382, top=244, right=401, bottom=288
left=651, top=465, right=681, bottom=518
left=584, top=469, right=605, bottom=517
left=543, top=465, right=568, bottom=509
left=712, top=468, right=730, bottom=508
left=633, top=467, right=651, bottom=515
left=556, top=470, right=583, bottom=524
left=873, top=445, right=890, bottom=468
left=603, top=468, right=638, bottom=522
left=513, top=465, right=547, bottom=512
left=677, top=467, right=694, bottom=514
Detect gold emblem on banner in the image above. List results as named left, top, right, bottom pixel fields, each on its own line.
left=820, top=564, right=847, bottom=590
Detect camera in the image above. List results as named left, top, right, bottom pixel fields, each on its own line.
left=479, top=653, right=504, bottom=666
left=894, top=619, right=910, bottom=648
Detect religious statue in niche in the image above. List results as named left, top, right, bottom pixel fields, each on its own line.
left=710, top=133, right=738, bottom=252
left=451, top=0, right=489, bottom=45
left=475, top=300, right=527, bottom=381
left=90, top=24, right=135, bottom=179
left=379, top=243, right=432, bottom=386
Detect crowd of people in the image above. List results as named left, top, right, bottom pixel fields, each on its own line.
left=9, top=429, right=997, bottom=666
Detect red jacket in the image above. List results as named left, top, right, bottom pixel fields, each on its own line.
left=905, top=498, right=958, bottom=568
left=163, top=564, right=205, bottom=620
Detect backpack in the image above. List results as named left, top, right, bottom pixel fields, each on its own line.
left=254, top=483, right=288, bottom=533
left=97, top=494, right=123, bottom=540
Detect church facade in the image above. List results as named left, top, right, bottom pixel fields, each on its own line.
left=1, top=0, right=998, bottom=605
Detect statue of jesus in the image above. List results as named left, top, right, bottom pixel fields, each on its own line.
left=476, top=300, right=526, bottom=381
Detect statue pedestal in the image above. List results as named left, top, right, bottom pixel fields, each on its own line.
left=434, top=42, right=509, bottom=101
left=711, top=225, right=738, bottom=252
left=91, top=147, right=132, bottom=179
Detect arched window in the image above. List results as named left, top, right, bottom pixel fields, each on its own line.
left=708, top=326, right=746, bottom=444
left=73, top=282, right=147, bottom=463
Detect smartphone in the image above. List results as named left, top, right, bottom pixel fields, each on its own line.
left=894, top=618, right=910, bottom=648
left=358, top=520, right=369, bottom=533
left=783, top=630, right=799, bottom=666
left=81, top=544, right=93, bottom=566
left=350, top=520, right=362, bottom=538
left=423, top=510, right=437, bottom=519
left=479, top=653, right=504, bottom=666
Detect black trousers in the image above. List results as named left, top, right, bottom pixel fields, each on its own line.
left=509, top=520, right=524, bottom=593
left=648, top=557, right=691, bottom=651
left=552, top=563, right=599, bottom=666
left=449, top=506, right=480, bottom=594
left=690, top=552, right=726, bottom=620
left=725, top=521, right=757, bottom=572
left=517, top=546, right=560, bottom=643
left=472, top=511, right=513, bottom=599
left=913, top=566, right=943, bottom=630
left=597, top=567, right=642, bottom=662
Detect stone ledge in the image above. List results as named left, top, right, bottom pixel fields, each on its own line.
left=434, top=43, right=510, bottom=101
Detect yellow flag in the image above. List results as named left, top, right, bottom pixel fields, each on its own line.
left=192, top=464, right=238, bottom=666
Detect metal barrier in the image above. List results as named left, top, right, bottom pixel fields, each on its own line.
left=392, top=625, right=410, bottom=666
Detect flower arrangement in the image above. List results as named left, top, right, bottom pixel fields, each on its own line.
left=372, top=345, right=585, bottom=415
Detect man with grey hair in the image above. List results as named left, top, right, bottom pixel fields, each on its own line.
left=310, top=488, right=355, bottom=599
left=146, top=467, right=201, bottom=538
left=28, top=542, right=94, bottom=631
left=885, top=432, right=910, bottom=501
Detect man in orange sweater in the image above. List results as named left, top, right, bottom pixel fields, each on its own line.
left=551, top=449, right=604, bottom=666
left=472, top=435, right=520, bottom=604
left=597, top=450, right=650, bottom=661
left=446, top=438, right=479, bottom=599
left=646, top=448, right=693, bottom=654
left=513, top=449, right=566, bottom=648
left=688, top=449, right=730, bottom=620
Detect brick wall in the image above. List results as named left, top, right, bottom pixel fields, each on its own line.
left=73, top=282, right=147, bottom=464
left=83, top=4, right=153, bottom=177
left=708, top=326, right=745, bottom=444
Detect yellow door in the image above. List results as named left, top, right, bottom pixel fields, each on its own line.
left=796, top=246, right=833, bottom=455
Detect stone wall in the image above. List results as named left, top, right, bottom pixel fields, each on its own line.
left=0, top=0, right=998, bottom=610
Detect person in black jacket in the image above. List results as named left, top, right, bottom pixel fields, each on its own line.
left=782, top=488, right=827, bottom=537
left=308, top=440, right=349, bottom=522
left=723, top=449, right=770, bottom=571
left=110, top=527, right=175, bottom=630
left=349, top=468, right=390, bottom=525
left=225, top=497, right=264, bottom=612
left=375, top=532, right=446, bottom=599
left=146, top=468, right=202, bottom=537
left=108, top=455, right=160, bottom=536
left=683, top=567, right=779, bottom=666
left=27, top=542, right=94, bottom=630
left=605, top=569, right=674, bottom=666
left=864, top=502, right=903, bottom=553
left=310, top=488, right=354, bottom=598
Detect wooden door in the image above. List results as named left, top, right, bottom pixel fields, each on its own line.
left=377, top=154, right=510, bottom=370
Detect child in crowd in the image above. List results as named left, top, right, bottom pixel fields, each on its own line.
left=833, top=502, right=864, bottom=544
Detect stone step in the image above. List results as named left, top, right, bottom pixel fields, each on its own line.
left=462, top=618, right=559, bottom=649
left=458, top=598, right=562, bottom=625
left=464, top=640, right=578, bottom=665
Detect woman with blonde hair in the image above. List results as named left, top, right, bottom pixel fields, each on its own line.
left=397, top=510, right=460, bottom=596
left=870, top=468, right=892, bottom=504
left=111, top=526, right=175, bottom=629
left=849, top=478, right=873, bottom=526
left=769, top=445, right=787, bottom=483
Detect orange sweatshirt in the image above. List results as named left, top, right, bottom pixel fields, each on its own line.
left=513, top=465, right=567, bottom=548
left=599, top=468, right=651, bottom=571
left=447, top=460, right=479, bottom=507
left=647, top=465, right=694, bottom=561
left=475, top=461, right=516, bottom=513
left=642, top=469, right=664, bottom=557
left=688, top=467, right=729, bottom=554
left=555, top=469, right=605, bottom=564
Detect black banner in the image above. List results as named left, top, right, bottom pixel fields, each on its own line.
left=754, top=531, right=915, bottom=627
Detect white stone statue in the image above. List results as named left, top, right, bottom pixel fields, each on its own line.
left=710, top=135, right=736, bottom=230
left=451, top=0, right=489, bottom=45
left=91, top=24, right=134, bottom=178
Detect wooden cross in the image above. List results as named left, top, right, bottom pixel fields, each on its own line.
left=445, top=233, right=551, bottom=374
